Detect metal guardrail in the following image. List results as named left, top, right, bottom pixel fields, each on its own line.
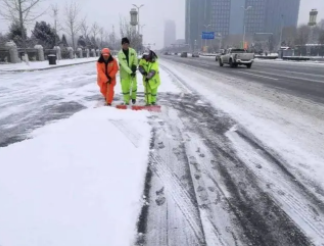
left=255, top=55, right=278, bottom=59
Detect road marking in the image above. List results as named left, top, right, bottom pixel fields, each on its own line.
left=237, top=71, right=279, bottom=81
left=280, top=70, right=324, bottom=79
left=251, top=69, right=324, bottom=83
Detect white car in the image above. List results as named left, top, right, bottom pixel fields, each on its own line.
left=192, top=52, right=199, bottom=57
left=219, top=48, right=254, bottom=68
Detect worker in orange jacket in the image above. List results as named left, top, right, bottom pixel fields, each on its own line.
left=97, top=48, right=119, bottom=105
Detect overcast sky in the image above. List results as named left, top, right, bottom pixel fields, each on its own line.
left=0, top=0, right=323, bottom=49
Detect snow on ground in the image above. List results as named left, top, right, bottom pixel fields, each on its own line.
left=159, top=58, right=324, bottom=200
left=0, top=58, right=181, bottom=246
left=0, top=57, right=98, bottom=72
left=0, top=107, right=151, bottom=246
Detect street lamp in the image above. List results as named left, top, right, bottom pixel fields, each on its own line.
left=132, top=4, right=144, bottom=34
left=242, top=6, right=252, bottom=48
left=130, top=8, right=138, bottom=26
left=278, top=14, right=284, bottom=51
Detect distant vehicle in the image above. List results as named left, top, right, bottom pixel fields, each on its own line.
left=164, top=51, right=170, bottom=55
left=215, top=49, right=225, bottom=61
left=180, top=52, right=188, bottom=57
left=219, top=48, right=254, bottom=68
left=192, top=52, right=199, bottom=57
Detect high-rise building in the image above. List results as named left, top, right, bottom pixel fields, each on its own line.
left=185, top=0, right=300, bottom=48
left=185, top=0, right=205, bottom=49
left=245, top=0, right=300, bottom=36
left=229, top=0, right=244, bottom=35
left=185, top=0, right=235, bottom=48
left=210, top=0, right=231, bottom=37
left=265, top=0, right=300, bottom=34
left=164, top=20, right=176, bottom=48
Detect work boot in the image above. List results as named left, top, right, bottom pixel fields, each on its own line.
left=132, top=99, right=136, bottom=104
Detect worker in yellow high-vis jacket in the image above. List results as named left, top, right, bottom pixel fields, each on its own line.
left=117, top=37, right=138, bottom=105
left=138, top=50, right=161, bottom=106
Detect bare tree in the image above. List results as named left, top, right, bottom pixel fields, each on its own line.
left=0, top=0, right=46, bottom=25
left=318, top=19, right=324, bottom=30
left=80, top=16, right=89, bottom=38
left=64, top=1, right=81, bottom=49
left=98, top=27, right=104, bottom=48
left=0, top=0, right=46, bottom=52
left=282, top=26, right=297, bottom=47
left=50, top=4, right=62, bottom=33
left=109, top=25, right=117, bottom=49
left=319, top=30, right=324, bottom=44
left=91, top=22, right=99, bottom=41
left=295, top=25, right=310, bottom=45
left=50, top=4, right=61, bottom=46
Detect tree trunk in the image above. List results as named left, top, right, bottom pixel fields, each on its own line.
left=18, top=0, right=28, bottom=63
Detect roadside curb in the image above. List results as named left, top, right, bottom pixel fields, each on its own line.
left=0, top=59, right=97, bottom=73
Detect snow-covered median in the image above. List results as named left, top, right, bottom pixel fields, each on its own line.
left=0, top=57, right=98, bottom=72
left=0, top=106, right=151, bottom=246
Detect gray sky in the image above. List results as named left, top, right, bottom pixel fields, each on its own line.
left=0, top=0, right=323, bottom=49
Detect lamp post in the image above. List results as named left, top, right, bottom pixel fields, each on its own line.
left=308, top=9, right=318, bottom=46
left=132, top=4, right=144, bottom=34
left=278, top=14, right=284, bottom=51
left=130, top=8, right=138, bottom=27
left=242, top=6, right=253, bottom=49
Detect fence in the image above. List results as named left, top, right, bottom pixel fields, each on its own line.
left=18, top=48, right=39, bottom=61
left=0, top=42, right=99, bottom=63
left=294, top=45, right=324, bottom=57
left=0, top=48, right=10, bottom=63
left=61, top=49, right=71, bottom=59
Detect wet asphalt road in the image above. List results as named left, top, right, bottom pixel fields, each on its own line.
left=160, top=55, right=324, bottom=104
left=0, top=63, right=99, bottom=147
left=134, top=92, right=324, bottom=246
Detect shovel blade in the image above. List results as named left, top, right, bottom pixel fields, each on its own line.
left=145, top=105, right=161, bottom=112
left=116, top=105, right=127, bottom=109
left=131, top=105, right=146, bottom=110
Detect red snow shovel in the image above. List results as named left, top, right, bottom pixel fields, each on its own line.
left=145, top=105, right=161, bottom=112
left=116, top=104, right=127, bottom=109
left=132, top=105, right=145, bottom=110
left=116, top=104, right=161, bottom=111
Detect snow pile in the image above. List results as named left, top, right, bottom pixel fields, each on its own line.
left=0, top=106, right=151, bottom=246
left=0, top=57, right=98, bottom=72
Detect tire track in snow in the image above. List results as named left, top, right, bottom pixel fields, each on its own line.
left=168, top=93, right=314, bottom=245
left=135, top=111, right=206, bottom=245
left=134, top=64, right=323, bottom=244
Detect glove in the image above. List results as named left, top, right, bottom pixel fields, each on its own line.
left=131, top=72, right=136, bottom=77
left=131, top=65, right=137, bottom=73
left=145, top=78, right=149, bottom=82
left=142, top=71, right=148, bottom=76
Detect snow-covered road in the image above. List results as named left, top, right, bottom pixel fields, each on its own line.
left=1, top=58, right=324, bottom=245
